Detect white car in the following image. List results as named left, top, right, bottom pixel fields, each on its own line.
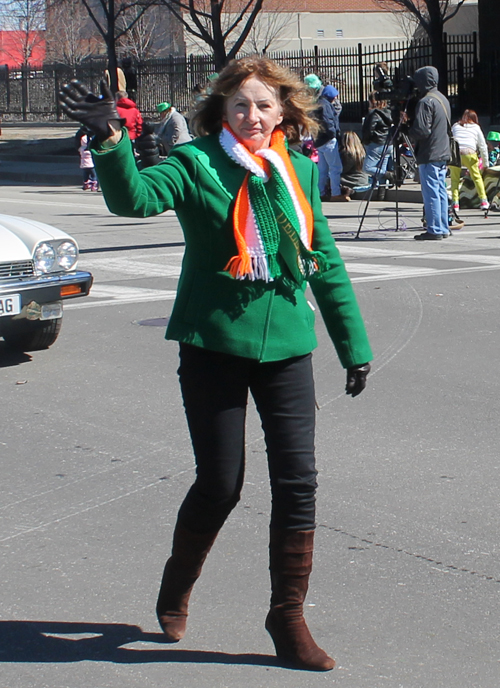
left=0, top=213, right=93, bottom=350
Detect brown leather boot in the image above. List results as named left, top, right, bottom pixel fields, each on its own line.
left=265, top=529, right=335, bottom=671
left=156, top=523, right=218, bottom=642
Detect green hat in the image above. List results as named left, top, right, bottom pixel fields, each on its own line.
left=156, top=102, right=171, bottom=113
left=487, top=130, right=500, bottom=142
left=304, top=74, right=322, bottom=91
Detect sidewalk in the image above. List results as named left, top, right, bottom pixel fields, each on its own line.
left=0, top=122, right=423, bottom=199
left=0, top=122, right=82, bottom=185
left=0, top=155, right=82, bottom=185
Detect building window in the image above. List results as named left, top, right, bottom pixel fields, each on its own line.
left=336, top=29, right=343, bottom=38
left=317, top=29, right=324, bottom=38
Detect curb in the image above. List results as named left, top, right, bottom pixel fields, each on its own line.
left=0, top=170, right=82, bottom=185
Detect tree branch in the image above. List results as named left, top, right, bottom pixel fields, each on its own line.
left=223, top=0, right=257, bottom=39
left=81, top=0, right=107, bottom=39
left=444, top=0, right=466, bottom=23
left=228, top=0, right=264, bottom=58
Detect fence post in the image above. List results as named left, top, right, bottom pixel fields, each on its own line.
left=457, top=55, right=464, bottom=115
left=357, top=43, right=364, bottom=121
left=54, top=66, right=61, bottom=122
left=314, top=44, right=319, bottom=74
left=21, top=65, right=28, bottom=122
left=443, top=32, right=449, bottom=97
left=0, top=64, right=11, bottom=111
left=6, top=65, right=10, bottom=111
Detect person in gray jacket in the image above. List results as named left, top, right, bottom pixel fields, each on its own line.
left=406, top=66, right=451, bottom=240
left=156, top=102, right=192, bottom=154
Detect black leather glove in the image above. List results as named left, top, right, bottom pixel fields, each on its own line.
left=345, top=363, right=371, bottom=397
left=59, top=80, right=122, bottom=141
left=136, top=121, right=160, bottom=168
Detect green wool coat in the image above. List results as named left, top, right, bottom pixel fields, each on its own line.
left=91, top=131, right=372, bottom=367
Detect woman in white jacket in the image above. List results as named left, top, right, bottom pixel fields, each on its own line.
left=450, top=109, right=489, bottom=211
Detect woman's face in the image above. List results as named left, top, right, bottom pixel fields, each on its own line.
left=223, top=76, right=283, bottom=152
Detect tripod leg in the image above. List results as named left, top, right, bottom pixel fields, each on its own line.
left=356, top=124, right=399, bottom=238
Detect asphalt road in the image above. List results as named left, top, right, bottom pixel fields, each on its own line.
left=1, top=183, right=500, bottom=688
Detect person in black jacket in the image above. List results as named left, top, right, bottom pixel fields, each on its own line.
left=135, top=120, right=161, bottom=169
left=361, top=91, right=393, bottom=189
left=314, top=85, right=349, bottom=201
left=121, top=57, right=138, bottom=102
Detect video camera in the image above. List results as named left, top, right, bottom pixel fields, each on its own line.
left=372, top=65, right=419, bottom=111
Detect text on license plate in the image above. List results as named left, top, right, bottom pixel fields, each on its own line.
left=0, top=294, right=22, bottom=317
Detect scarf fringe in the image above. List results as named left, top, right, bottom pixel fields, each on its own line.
left=224, top=254, right=275, bottom=281
left=226, top=250, right=325, bottom=282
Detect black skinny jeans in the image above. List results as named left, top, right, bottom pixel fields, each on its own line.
left=177, top=343, right=318, bottom=533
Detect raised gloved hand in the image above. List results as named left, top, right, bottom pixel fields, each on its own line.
left=345, top=363, right=371, bottom=397
left=59, top=80, right=122, bottom=141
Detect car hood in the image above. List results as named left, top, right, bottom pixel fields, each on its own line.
left=0, top=213, right=77, bottom=262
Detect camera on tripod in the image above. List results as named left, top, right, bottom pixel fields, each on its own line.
left=372, top=64, right=419, bottom=118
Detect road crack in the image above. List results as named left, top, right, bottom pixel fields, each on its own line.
left=318, top=523, right=500, bottom=583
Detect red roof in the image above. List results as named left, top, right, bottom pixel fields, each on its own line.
left=0, top=31, right=46, bottom=68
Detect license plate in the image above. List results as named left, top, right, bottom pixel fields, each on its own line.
left=0, top=294, right=21, bottom=317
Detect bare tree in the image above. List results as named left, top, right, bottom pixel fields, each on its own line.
left=45, top=0, right=97, bottom=65
left=2, top=0, right=46, bottom=66
left=246, top=10, right=295, bottom=55
left=118, top=5, right=171, bottom=62
left=374, top=0, right=466, bottom=89
left=49, top=0, right=158, bottom=90
left=389, top=4, right=421, bottom=41
left=157, top=0, right=265, bottom=70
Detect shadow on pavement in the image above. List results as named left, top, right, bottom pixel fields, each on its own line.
left=80, top=242, right=185, bottom=254
left=0, top=344, right=32, bottom=367
left=0, top=620, right=280, bottom=667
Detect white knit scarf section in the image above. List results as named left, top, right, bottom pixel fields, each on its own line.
left=219, top=127, right=269, bottom=279
left=219, top=127, right=312, bottom=267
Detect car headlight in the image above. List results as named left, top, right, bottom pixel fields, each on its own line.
left=57, top=241, right=78, bottom=270
left=34, top=242, right=56, bottom=273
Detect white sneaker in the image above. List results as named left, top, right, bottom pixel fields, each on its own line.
left=452, top=203, right=459, bottom=212
left=480, top=199, right=489, bottom=210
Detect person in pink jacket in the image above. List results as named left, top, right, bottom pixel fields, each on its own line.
left=77, top=128, right=98, bottom=191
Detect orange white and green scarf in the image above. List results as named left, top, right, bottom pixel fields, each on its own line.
left=220, top=124, right=327, bottom=284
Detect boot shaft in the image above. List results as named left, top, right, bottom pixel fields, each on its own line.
left=269, top=529, right=315, bottom=608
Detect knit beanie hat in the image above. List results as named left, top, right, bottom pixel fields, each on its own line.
left=322, top=85, right=339, bottom=100
left=304, top=74, right=323, bottom=91
left=487, top=131, right=500, bottom=142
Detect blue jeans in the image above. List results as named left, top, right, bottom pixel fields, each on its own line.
left=419, top=162, right=449, bottom=236
left=317, top=138, right=342, bottom=196
left=82, top=167, right=97, bottom=183
left=363, top=143, right=393, bottom=185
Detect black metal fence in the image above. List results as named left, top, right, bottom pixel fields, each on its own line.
left=0, top=33, right=479, bottom=122
left=483, top=51, right=500, bottom=123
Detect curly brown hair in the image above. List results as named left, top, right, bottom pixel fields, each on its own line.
left=190, top=57, right=319, bottom=145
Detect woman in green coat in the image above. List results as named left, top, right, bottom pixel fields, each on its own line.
left=60, top=57, right=372, bottom=672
